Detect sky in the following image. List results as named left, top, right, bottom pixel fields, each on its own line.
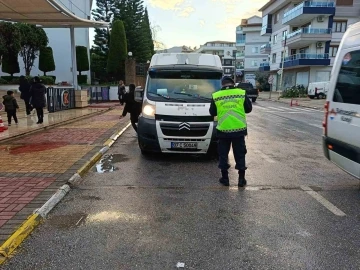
left=90, top=0, right=269, bottom=49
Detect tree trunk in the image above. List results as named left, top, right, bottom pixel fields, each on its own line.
left=44, top=72, right=46, bottom=76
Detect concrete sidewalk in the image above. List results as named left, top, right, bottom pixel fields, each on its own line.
left=258, top=91, right=325, bottom=110
left=0, top=104, right=129, bottom=246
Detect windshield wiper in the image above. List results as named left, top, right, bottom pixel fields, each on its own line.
left=173, top=92, right=212, bottom=101
left=149, top=93, right=187, bottom=102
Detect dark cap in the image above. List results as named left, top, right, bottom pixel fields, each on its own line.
left=221, top=76, right=235, bottom=85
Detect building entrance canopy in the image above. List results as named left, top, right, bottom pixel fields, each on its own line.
left=0, top=0, right=109, bottom=88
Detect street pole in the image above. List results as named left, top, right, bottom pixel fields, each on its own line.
left=233, top=51, right=237, bottom=83
left=278, top=36, right=287, bottom=99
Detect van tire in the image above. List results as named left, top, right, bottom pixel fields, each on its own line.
left=318, top=93, right=325, bottom=99
left=141, top=149, right=150, bottom=156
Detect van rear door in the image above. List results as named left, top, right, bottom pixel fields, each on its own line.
left=326, top=47, right=360, bottom=178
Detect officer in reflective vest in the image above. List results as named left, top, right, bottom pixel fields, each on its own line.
left=209, top=76, right=252, bottom=187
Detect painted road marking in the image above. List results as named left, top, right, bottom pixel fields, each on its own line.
left=268, top=106, right=285, bottom=111
left=301, top=186, right=346, bottom=216
left=253, top=149, right=276, bottom=163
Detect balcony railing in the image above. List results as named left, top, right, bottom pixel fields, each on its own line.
left=283, top=1, right=335, bottom=24
left=284, top=53, right=329, bottom=62
left=260, top=44, right=271, bottom=49
left=260, top=62, right=270, bottom=67
left=286, top=28, right=332, bottom=39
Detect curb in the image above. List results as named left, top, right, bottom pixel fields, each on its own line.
left=258, top=97, right=323, bottom=110
left=0, top=121, right=131, bottom=265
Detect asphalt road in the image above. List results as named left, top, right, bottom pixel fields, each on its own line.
left=3, top=100, right=360, bottom=270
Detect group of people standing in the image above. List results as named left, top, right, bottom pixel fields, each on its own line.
left=118, top=80, right=142, bottom=133
left=2, top=76, right=47, bottom=126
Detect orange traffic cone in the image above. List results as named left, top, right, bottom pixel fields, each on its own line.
left=0, top=116, right=8, bottom=132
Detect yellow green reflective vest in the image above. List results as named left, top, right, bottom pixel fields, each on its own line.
left=212, top=88, right=247, bottom=133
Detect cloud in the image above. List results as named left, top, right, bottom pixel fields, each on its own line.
left=199, top=19, right=205, bottom=28
left=177, top=6, right=195, bottom=17
left=148, top=0, right=185, bottom=10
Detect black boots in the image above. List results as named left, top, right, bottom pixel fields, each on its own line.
left=238, top=170, right=247, bottom=187
left=219, top=170, right=229, bottom=186
left=219, top=170, right=247, bottom=187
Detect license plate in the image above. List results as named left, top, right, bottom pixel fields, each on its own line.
left=171, top=142, right=198, bottom=149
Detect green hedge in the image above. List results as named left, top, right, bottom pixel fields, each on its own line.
left=0, top=76, right=55, bottom=85
left=281, top=85, right=307, bottom=98
left=77, top=75, right=88, bottom=84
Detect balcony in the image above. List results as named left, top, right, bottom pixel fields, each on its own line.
left=236, top=41, right=245, bottom=46
left=280, top=53, right=330, bottom=68
left=261, top=24, right=272, bottom=36
left=282, top=1, right=335, bottom=25
left=259, top=62, right=270, bottom=72
left=284, top=28, right=332, bottom=48
left=260, top=44, right=271, bottom=54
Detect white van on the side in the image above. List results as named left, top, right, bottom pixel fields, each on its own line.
left=308, top=81, right=329, bottom=99
left=322, top=22, right=360, bottom=179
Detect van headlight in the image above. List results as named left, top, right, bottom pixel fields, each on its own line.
left=214, top=116, right=218, bottom=122
left=142, top=104, right=155, bottom=118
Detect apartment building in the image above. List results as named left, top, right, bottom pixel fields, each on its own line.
left=157, top=46, right=194, bottom=53
left=259, top=0, right=360, bottom=90
left=195, top=41, right=241, bottom=79
left=236, top=16, right=270, bottom=86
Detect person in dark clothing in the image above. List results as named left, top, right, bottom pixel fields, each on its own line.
left=118, top=80, right=126, bottom=106
left=209, top=76, right=252, bottom=187
left=19, top=76, right=32, bottom=115
left=30, top=76, right=47, bottom=124
left=119, top=84, right=142, bottom=133
left=2, top=90, right=19, bottom=126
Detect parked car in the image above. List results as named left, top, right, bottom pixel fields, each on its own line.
left=322, top=21, right=360, bottom=179
left=308, top=81, right=329, bottom=99
left=236, top=82, right=258, bottom=102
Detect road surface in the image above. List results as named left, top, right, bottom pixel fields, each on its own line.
left=3, top=100, right=360, bottom=269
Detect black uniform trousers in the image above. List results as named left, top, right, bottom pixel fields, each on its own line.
left=218, top=136, right=247, bottom=171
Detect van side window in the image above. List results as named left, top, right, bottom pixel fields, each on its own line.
left=333, top=50, right=360, bottom=105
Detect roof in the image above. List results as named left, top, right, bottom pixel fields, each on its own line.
left=0, top=0, right=108, bottom=28
left=259, top=0, right=277, bottom=12
left=205, top=40, right=235, bottom=44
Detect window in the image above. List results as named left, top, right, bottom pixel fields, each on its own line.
left=292, top=27, right=299, bottom=31
left=333, top=21, right=347, bottom=33
left=274, top=12, right=280, bottom=23
left=224, top=68, right=231, bottom=73
left=330, top=46, right=339, bottom=57
left=251, top=60, right=258, bottom=66
left=281, top=51, right=284, bottom=60
left=252, top=47, right=259, bottom=53
left=272, top=53, right=277, bottom=63
left=333, top=50, right=360, bottom=105
left=273, top=34, right=277, bottom=44
left=223, top=59, right=232, bottom=66
left=336, top=0, right=353, bottom=6
left=291, top=49, right=297, bottom=55
left=282, top=30, right=288, bottom=40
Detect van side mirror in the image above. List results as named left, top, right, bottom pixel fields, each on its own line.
left=134, top=88, right=144, bottom=103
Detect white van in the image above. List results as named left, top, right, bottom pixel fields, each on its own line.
left=308, top=81, right=329, bottom=99
left=322, top=22, right=360, bottom=179
left=136, top=53, right=222, bottom=156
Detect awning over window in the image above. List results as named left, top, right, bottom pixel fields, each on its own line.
left=0, top=0, right=108, bottom=28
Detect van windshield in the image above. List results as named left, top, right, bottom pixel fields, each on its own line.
left=146, top=69, right=222, bottom=102
left=333, top=50, right=360, bottom=105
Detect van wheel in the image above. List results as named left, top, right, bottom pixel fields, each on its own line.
left=318, top=93, right=324, bottom=99
left=309, top=96, right=315, bottom=99
left=141, top=149, right=150, bottom=156
left=252, top=97, right=257, bottom=102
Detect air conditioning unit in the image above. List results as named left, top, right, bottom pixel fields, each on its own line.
left=316, top=42, right=323, bottom=48
left=317, top=16, right=324, bottom=22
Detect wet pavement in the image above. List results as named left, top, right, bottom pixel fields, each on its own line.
left=0, top=106, right=128, bottom=243
left=2, top=101, right=360, bottom=269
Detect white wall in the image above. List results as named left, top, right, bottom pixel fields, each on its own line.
left=244, top=30, right=269, bottom=71
left=0, top=0, right=92, bottom=84
left=269, top=25, right=289, bottom=71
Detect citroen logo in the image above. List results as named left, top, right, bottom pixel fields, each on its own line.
left=179, top=122, right=190, bottom=130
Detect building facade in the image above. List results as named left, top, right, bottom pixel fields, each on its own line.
left=236, top=16, right=270, bottom=86
left=195, top=41, right=241, bottom=79
left=0, top=0, right=92, bottom=84
left=157, top=46, right=194, bottom=53
left=259, top=0, right=360, bottom=90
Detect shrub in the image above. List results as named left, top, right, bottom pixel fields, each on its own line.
left=39, top=76, right=55, bottom=85
left=76, top=46, right=89, bottom=75
left=0, top=78, right=8, bottom=84
left=281, top=85, right=307, bottom=98
left=49, top=76, right=56, bottom=83
left=39, top=46, right=55, bottom=76
left=2, top=53, right=20, bottom=77
left=77, top=75, right=88, bottom=84
left=1, top=76, right=19, bottom=82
